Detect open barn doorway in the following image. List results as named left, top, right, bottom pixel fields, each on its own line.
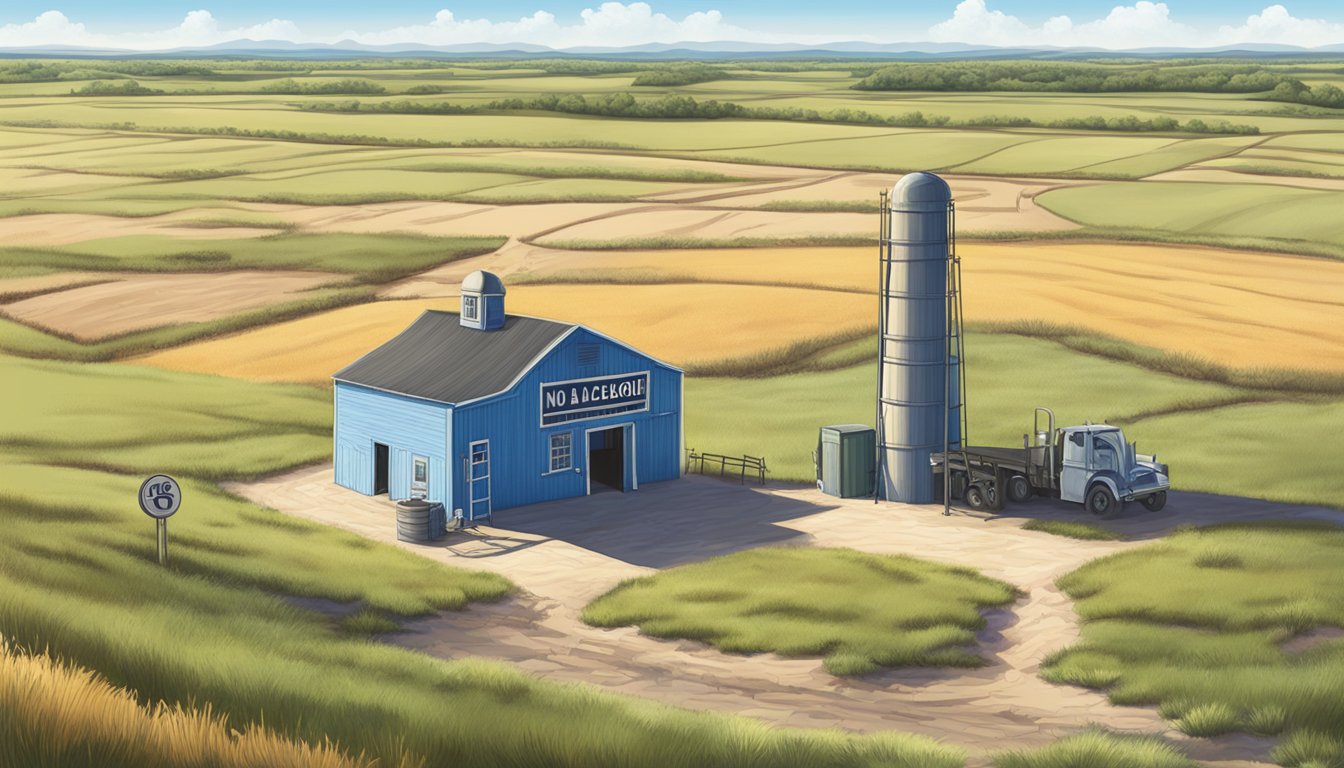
left=587, top=427, right=625, bottom=494
left=373, top=442, right=389, bottom=495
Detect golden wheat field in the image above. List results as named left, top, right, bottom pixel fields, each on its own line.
left=135, top=240, right=1344, bottom=381
left=0, top=638, right=369, bottom=768
left=134, top=284, right=874, bottom=382
left=516, top=242, right=1344, bottom=372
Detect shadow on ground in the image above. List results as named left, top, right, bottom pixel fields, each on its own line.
left=488, top=476, right=836, bottom=569
left=972, top=489, right=1342, bottom=540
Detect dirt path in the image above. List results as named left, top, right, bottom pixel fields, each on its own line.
left=230, top=467, right=1337, bottom=765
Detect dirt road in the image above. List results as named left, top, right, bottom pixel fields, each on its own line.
left=230, top=467, right=1339, bottom=765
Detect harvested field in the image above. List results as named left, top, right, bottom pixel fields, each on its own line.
left=134, top=237, right=1344, bottom=377
left=391, top=239, right=1344, bottom=373
left=135, top=283, right=872, bottom=382
left=0, top=271, right=109, bottom=300
left=962, top=242, right=1344, bottom=372
left=257, top=170, right=1075, bottom=244
left=1145, top=168, right=1344, bottom=191
left=273, top=201, right=646, bottom=240
left=533, top=207, right=874, bottom=245
left=0, top=212, right=281, bottom=247
left=3, top=271, right=341, bottom=341
left=132, top=299, right=452, bottom=382
left=724, top=174, right=1079, bottom=231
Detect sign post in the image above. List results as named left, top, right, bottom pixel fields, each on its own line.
left=138, top=474, right=181, bottom=566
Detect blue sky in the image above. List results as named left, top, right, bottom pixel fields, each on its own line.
left=1, top=1, right=1342, bottom=49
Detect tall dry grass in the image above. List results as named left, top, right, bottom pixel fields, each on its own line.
left=0, top=636, right=399, bottom=768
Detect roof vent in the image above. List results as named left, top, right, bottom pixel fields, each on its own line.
left=461, top=270, right=505, bottom=331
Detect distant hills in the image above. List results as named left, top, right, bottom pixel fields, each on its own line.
left=1, top=39, right=1342, bottom=59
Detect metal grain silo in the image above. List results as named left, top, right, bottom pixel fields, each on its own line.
left=876, top=172, right=963, bottom=503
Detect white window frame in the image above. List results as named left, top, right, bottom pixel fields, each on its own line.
left=411, top=454, right=428, bottom=498
left=462, top=295, right=479, bottom=321
left=547, top=431, right=573, bottom=474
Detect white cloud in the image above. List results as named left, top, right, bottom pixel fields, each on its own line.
left=0, top=3, right=1340, bottom=51
left=928, top=0, right=1033, bottom=46
left=0, top=9, right=303, bottom=49
left=0, top=10, right=95, bottom=47
left=928, top=0, right=1188, bottom=49
left=340, top=3, right=772, bottom=48
left=1217, top=5, right=1344, bottom=48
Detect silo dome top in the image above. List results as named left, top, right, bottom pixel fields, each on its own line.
left=892, top=172, right=952, bottom=204
left=461, top=270, right=506, bottom=295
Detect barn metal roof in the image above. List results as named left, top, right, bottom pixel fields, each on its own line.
left=332, top=310, right=574, bottom=405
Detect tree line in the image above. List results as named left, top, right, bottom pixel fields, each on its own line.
left=852, top=61, right=1344, bottom=108
left=300, top=92, right=1259, bottom=134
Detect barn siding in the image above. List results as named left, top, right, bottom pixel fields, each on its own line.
left=333, top=383, right=450, bottom=505
left=451, top=327, right=682, bottom=516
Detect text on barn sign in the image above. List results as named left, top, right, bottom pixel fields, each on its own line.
left=541, top=372, right=649, bottom=426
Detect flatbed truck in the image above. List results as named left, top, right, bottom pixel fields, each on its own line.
left=932, top=407, right=1170, bottom=518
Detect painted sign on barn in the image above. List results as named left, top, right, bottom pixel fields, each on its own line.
left=540, top=372, right=649, bottom=426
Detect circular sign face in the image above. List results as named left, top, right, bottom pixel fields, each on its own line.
left=138, top=474, right=182, bottom=519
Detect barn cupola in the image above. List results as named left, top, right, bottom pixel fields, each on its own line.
left=460, top=270, right=506, bottom=331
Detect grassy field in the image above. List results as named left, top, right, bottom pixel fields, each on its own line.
left=684, top=330, right=1248, bottom=482
left=1045, top=523, right=1344, bottom=766
left=0, top=638, right=368, bottom=768
left=992, top=728, right=1195, bottom=768
left=0, top=351, right=962, bottom=768
left=1037, top=181, right=1344, bottom=258
left=5, top=55, right=1344, bottom=767
left=1020, top=520, right=1127, bottom=541
left=0, top=234, right=502, bottom=362
left=583, top=547, right=1018, bottom=676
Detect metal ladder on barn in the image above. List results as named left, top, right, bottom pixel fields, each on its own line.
left=873, top=191, right=968, bottom=515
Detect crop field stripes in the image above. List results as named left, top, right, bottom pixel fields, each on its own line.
left=974, top=320, right=1344, bottom=396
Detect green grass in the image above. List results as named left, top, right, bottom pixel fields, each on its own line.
left=0, top=233, right=503, bottom=284
left=1119, top=399, right=1344, bottom=507
left=1045, top=523, right=1344, bottom=764
left=1036, top=181, right=1344, bottom=259
left=975, top=320, right=1344, bottom=396
left=0, top=354, right=330, bottom=480
left=583, top=547, right=1018, bottom=676
left=1021, top=520, right=1127, bottom=541
left=686, top=331, right=1245, bottom=483
left=0, top=351, right=964, bottom=768
left=993, top=727, right=1196, bottom=768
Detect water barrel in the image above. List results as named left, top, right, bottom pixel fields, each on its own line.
left=428, top=502, right=447, bottom=541
left=396, top=498, right=432, bottom=542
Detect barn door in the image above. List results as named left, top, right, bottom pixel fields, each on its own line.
left=468, top=440, right=491, bottom=520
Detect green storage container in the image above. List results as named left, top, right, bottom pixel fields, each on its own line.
left=817, top=424, right=876, bottom=498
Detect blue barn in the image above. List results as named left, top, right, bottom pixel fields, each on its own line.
left=331, top=271, right=683, bottom=522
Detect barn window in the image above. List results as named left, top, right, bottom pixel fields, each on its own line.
left=462, top=295, right=479, bottom=321
left=577, top=343, right=600, bottom=366
left=549, top=432, right=572, bottom=472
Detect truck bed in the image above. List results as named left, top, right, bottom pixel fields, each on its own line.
left=961, top=446, right=1030, bottom=463
left=933, top=445, right=1033, bottom=472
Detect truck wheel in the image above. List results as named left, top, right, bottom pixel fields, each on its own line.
left=965, top=483, right=989, bottom=511
left=1086, top=485, right=1120, bottom=519
left=1007, top=474, right=1033, bottom=503
left=1141, top=491, right=1167, bottom=512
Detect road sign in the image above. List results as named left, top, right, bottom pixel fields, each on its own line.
left=138, top=474, right=181, bottom=519
left=138, top=474, right=180, bottom=566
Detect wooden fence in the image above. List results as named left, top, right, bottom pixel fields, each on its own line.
left=684, top=449, right=768, bottom=485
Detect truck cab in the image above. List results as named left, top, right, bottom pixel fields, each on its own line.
left=1059, top=424, right=1170, bottom=516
